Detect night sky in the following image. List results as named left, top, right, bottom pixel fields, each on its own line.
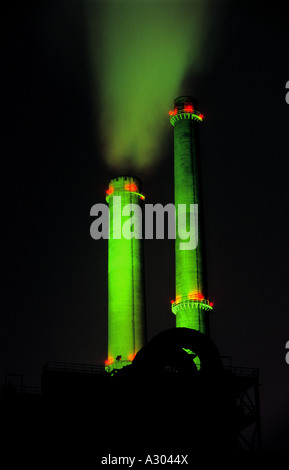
left=1, top=0, right=289, bottom=451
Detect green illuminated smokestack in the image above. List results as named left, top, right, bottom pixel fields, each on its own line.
left=106, top=176, right=146, bottom=372
left=170, top=96, right=212, bottom=336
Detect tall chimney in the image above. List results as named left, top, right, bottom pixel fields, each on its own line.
left=105, top=176, right=147, bottom=372
left=170, top=96, right=213, bottom=336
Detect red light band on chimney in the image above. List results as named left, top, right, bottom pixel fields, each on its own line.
left=106, top=187, right=114, bottom=196
left=184, top=105, right=194, bottom=113
left=188, top=292, right=205, bottom=301
left=124, top=183, right=138, bottom=192
left=105, top=357, right=114, bottom=366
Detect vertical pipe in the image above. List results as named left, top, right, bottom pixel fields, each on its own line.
left=106, top=176, right=147, bottom=372
left=170, top=96, right=212, bottom=336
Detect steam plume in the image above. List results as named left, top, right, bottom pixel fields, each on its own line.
left=86, top=0, right=222, bottom=171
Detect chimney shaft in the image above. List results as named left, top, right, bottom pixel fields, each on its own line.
left=105, top=176, right=147, bottom=372
left=170, top=96, right=212, bottom=335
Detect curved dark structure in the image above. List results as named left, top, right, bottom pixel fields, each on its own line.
left=132, top=327, right=222, bottom=375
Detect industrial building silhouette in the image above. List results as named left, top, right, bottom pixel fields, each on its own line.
left=1, top=345, right=261, bottom=456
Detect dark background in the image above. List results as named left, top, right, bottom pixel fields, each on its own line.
left=1, top=0, right=289, bottom=451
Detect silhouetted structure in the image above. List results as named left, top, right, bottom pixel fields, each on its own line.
left=1, top=329, right=261, bottom=456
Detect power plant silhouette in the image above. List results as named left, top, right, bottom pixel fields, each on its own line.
left=1, top=96, right=261, bottom=459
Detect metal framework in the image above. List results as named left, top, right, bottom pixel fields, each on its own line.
left=222, top=358, right=262, bottom=450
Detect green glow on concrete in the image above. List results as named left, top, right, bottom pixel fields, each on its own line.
left=106, top=176, right=146, bottom=372
left=182, top=348, right=195, bottom=355
left=171, top=96, right=211, bottom=335
left=182, top=348, right=201, bottom=371
left=85, top=1, right=225, bottom=171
